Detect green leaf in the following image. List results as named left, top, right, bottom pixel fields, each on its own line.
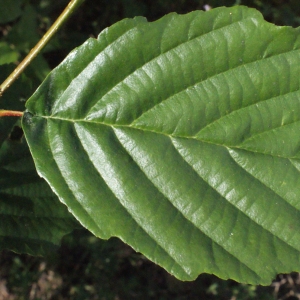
left=0, top=132, right=80, bottom=255
left=4, top=4, right=51, bottom=83
left=0, top=0, right=23, bottom=24
left=6, top=4, right=40, bottom=51
left=22, top=6, right=300, bottom=284
left=0, top=42, right=19, bottom=65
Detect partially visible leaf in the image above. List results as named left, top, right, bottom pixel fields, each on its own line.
left=0, top=133, right=80, bottom=255
left=0, top=42, right=19, bottom=65
left=0, top=0, right=23, bottom=24
left=23, top=6, right=300, bottom=284
left=6, top=5, right=40, bottom=51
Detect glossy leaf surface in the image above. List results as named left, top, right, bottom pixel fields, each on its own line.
left=23, top=6, right=300, bottom=284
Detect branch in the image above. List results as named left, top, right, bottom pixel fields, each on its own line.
left=0, top=110, right=23, bottom=117
left=0, top=0, right=85, bottom=98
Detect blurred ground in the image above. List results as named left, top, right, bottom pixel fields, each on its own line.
left=0, top=229, right=276, bottom=300
left=1, top=229, right=299, bottom=299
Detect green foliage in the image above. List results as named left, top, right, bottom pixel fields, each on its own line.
left=22, top=6, right=300, bottom=285
left=0, top=134, right=79, bottom=255
left=2, top=0, right=300, bottom=296
left=0, top=64, right=79, bottom=255
left=0, top=43, right=19, bottom=65
left=0, top=1, right=52, bottom=86
left=0, top=0, right=23, bottom=24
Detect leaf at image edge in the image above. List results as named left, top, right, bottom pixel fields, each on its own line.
left=0, top=134, right=80, bottom=256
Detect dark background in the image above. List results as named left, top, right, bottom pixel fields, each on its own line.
left=1, top=1, right=300, bottom=299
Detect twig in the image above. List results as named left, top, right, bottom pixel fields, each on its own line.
left=0, top=0, right=85, bottom=98
left=0, top=110, right=23, bottom=117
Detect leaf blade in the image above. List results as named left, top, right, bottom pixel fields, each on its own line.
left=23, top=6, right=300, bottom=284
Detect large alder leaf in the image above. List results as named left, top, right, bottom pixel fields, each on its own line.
left=0, top=132, right=80, bottom=255
left=22, top=6, right=300, bottom=284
